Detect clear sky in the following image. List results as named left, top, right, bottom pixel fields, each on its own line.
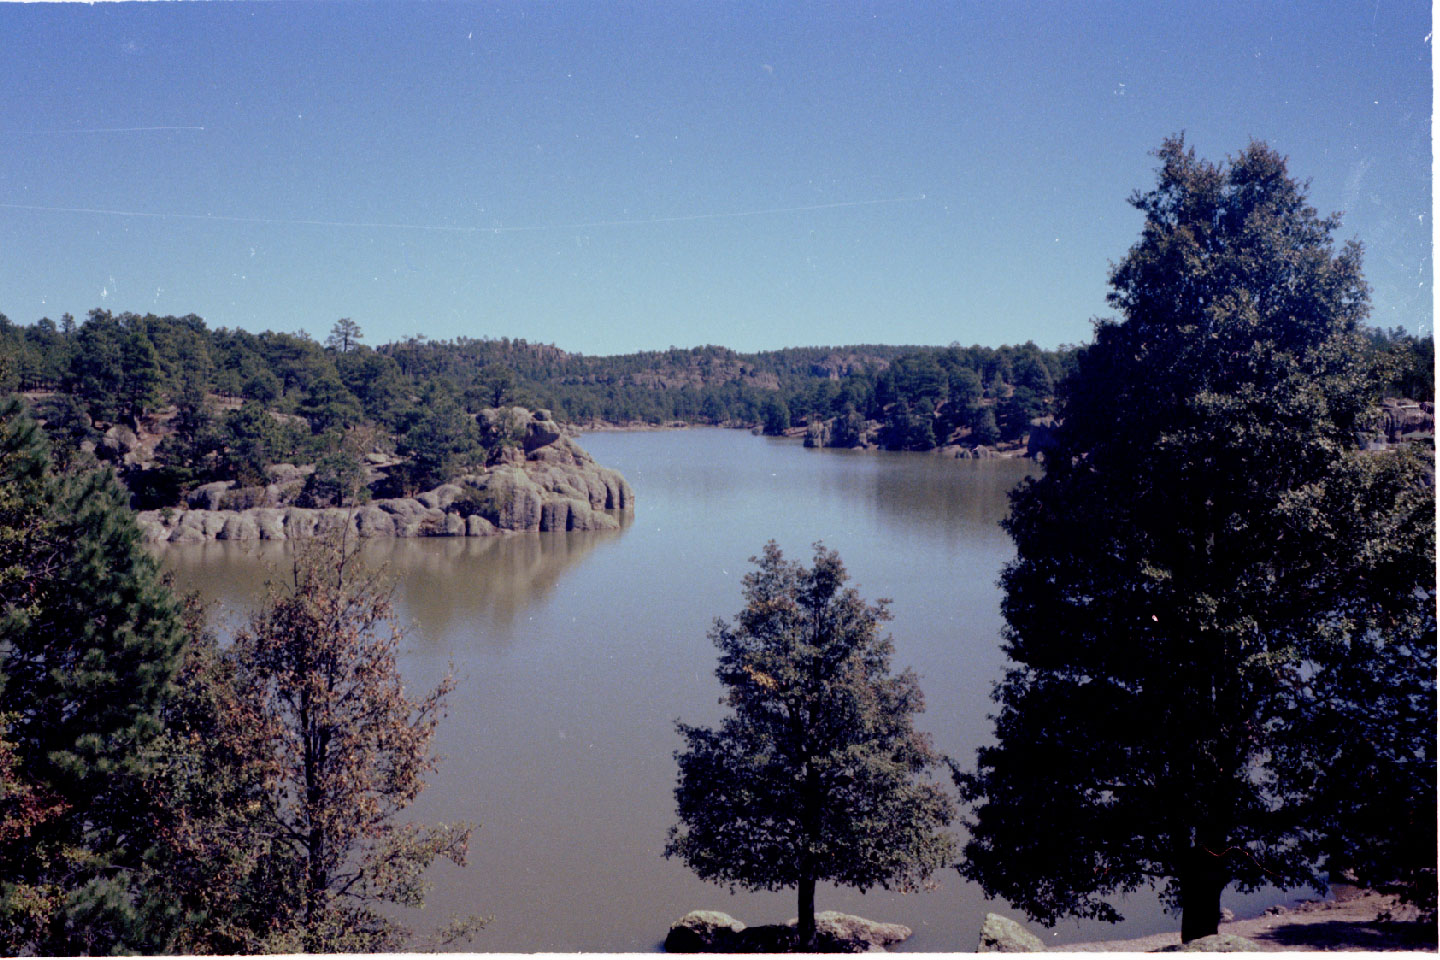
left=0, top=1, right=1430, bottom=355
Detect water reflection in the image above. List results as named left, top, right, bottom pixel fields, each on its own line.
left=162, top=521, right=629, bottom=645
left=805, top=447, right=1033, bottom=541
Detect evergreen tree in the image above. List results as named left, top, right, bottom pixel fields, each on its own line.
left=956, top=138, right=1436, bottom=941
left=760, top=395, right=791, bottom=436
left=970, top=406, right=1000, bottom=446
left=394, top=384, right=482, bottom=493
left=0, top=399, right=186, bottom=953
left=298, top=374, right=363, bottom=435
left=325, top=317, right=364, bottom=354
left=667, top=543, right=955, bottom=948
left=65, top=312, right=126, bottom=425
left=299, top=445, right=369, bottom=507
left=119, top=330, right=164, bottom=426
left=219, top=401, right=283, bottom=486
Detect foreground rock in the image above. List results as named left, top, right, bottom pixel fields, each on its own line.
left=1065, top=891, right=1430, bottom=952
left=136, top=421, right=634, bottom=544
left=665, top=910, right=911, bottom=953
left=1159, top=933, right=1265, bottom=952
left=978, top=912, right=1047, bottom=952
left=665, top=911, right=748, bottom=952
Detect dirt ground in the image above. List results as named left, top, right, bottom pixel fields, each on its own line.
left=1065, top=891, right=1437, bottom=952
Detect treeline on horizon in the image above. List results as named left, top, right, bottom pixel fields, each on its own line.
left=0, top=307, right=1432, bottom=509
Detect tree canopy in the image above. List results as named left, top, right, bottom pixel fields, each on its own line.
left=667, top=542, right=954, bottom=947
left=956, top=137, right=1436, bottom=942
left=0, top=398, right=186, bottom=953
left=226, top=534, right=481, bottom=951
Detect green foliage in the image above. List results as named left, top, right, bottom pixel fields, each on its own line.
left=298, top=374, right=363, bottom=435
left=879, top=400, right=938, bottom=450
left=0, top=398, right=187, bottom=954
left=31, top=393, right=97, bottom=473
left=242, top=368, right=281, bottom=405
left=326, top=317, right=364, bottom=354
left=119, top=330, right=164, bottom=424
left=299, top=445, right=369, bottom=508
left=392, top=385, right=482, bottom=494
left=1368, top=327, right=1434, bottom=400
left=956, top=137, right=1436, bottom=942
left=970, top=406, right=1000, bottom=446
left=760, top=395, right=791, bottom=435
left=829, top=406, right=866, bottom=448
left=997, top=385, right=1043, bottom=442
left=667, top=542, right=955, bottom=946
left=219, top=401, right=284, bottom=486
left=470, top=362, right=520, bottom=410
left=64, top=311, right=126, bottom=424
left=129, top=599, right=303, bottom=954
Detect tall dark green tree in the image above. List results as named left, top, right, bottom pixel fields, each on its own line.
left=298, top=374, right=363, bottom=435
left=325, top=317, right=364, bottom=354
left=956, top=138, right=1436, bottom=942
left=393, top=384, right=482, bottom=493
left=667, top=542, right=955, bottom=948
left=118, top=330, right=164, bottom=425
left=760, top=395, right=791, bottom=436
left=65, top=312, right=126, bottom=425
left=0, top=399, right=187, bottom=953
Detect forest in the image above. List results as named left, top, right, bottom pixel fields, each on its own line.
left=0, top=308, right=1431, bottom=517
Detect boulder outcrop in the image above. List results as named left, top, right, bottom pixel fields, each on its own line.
left=1160, top=933, right=1263, bottom=952
left=664, top=910, right=911, bottom=953
left=978, top=913, right=1046, bottom=952
left=1380, top=398, right=1435, bottom=442
left=136, top=419, right=634, bottom=544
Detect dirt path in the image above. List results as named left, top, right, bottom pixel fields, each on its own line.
left=1066, top=892, right=1435, bottom=952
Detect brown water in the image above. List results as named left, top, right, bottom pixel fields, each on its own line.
left=161, top=428, right=1288, bottom=952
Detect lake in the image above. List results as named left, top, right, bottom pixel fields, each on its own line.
left=161, top=427, right=1288, bottom=951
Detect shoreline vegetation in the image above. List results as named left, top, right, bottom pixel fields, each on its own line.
left=1, top=312, right=1430, bottom=536
left=132, top=407, right=635, bottom=544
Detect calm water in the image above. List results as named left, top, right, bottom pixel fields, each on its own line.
left=161, top=428, right=1287, bottom=951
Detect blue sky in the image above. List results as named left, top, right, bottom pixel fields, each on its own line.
left=0, top=1, right=1430, bottom=355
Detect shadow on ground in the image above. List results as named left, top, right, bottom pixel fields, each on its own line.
left=1256, top=917, right=1437, bottom=951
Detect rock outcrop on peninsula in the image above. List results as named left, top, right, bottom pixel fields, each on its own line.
left=136, top=411, right=633, bottom=544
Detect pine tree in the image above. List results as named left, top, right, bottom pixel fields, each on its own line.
left=0, top=397, right=186, bottom=953
left=667, top=542, right=955, bottom=948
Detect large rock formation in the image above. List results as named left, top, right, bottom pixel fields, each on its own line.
left=136, top=416, right=634, bottom=544
left=664, top=910, right=911, bottom=953
left=977, top=913, right=1046, bottom=952
left=1379, top=398, right=1435, bottom=442
left=664, top=911, right=748, bottom=953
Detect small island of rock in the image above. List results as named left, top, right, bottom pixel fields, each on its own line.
left=134, top=407, right=633, bottom=544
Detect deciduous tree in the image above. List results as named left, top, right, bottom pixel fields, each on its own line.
left=667, top=542, right=954, bottom=948
left=228, top=534, right=480, bottom=951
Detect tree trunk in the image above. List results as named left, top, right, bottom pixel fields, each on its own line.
left=797, top=873, right=817, bottom=949
left=1179, top=847, right=1227, bottom=943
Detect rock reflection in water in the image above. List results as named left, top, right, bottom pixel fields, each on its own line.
left=161, top=519, right=629, bottom=646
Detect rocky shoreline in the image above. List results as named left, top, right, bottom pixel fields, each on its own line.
left=137, top=415, right=634, bottom=545
left=1065, top=891, right=1435, bottom=952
